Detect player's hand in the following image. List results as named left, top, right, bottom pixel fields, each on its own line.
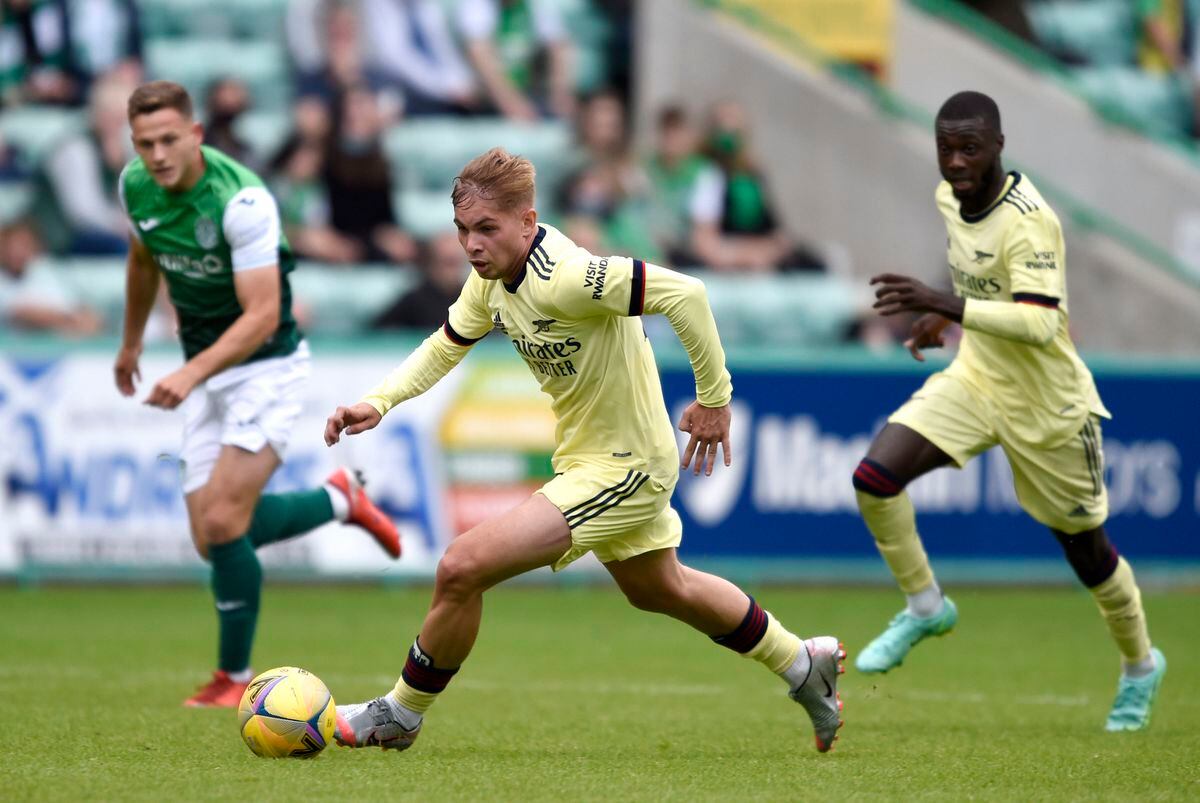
left=678, top=401, right=732, bottom=477
left=905, top=313, right=950, bottom=362
left=143, top=365, right=201, bottom=409
left=870, top=273, right=963, bottom=320
left=114, top=345, right=142, bottom=397
left=325, top=403, right=382, bottom=446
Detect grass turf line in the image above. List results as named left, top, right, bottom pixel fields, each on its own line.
left=1, top=586, right=1196, bottom=801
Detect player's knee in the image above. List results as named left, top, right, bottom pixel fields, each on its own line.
left=1053, top=526, right=1119, bottom=588
left=618, top=570, right=687, bottom=614
left=199, top=504, right=249, bottom=546
left=852, top=457, right=905, bottom=498
left=621, top=581, right=678, bottom=614
left=435, top=544, right=484, bottom=600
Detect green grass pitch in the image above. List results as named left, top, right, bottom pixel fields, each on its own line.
left=1, top=584, right=1196, bottom=801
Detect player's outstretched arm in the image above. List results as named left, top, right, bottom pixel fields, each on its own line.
left=115, top=237, right=160, bottom=397
left=638, top=264, right=733, bottom=415
left=324, top=402, right=383, bottom=446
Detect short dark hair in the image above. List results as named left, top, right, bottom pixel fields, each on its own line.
left=127, top=80, right=194, bottom=122
left=936, top=91, right=1001, bottom=133
left=658, top=105, right=688, bottom=130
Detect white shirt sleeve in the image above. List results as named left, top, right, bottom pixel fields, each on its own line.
left=222, top=187, right=282, bottom=271
left=457, top=0, right=497, bottom=40
left=689, top=165, right=725, bottom=225
left=116, top=163, right=142, bottom=242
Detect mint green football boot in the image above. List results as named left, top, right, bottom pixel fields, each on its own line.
left=1105, top=647, right=1167, bottom=732
left=855, top=596, right=958, bottom=674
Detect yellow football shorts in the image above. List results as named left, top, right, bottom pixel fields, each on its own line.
left=537, top=464, right=683, bottom=571
left=889, top=371, right=1108, bottom=533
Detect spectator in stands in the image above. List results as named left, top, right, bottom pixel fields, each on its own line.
left=644, top=105, right=712, bottom=266
left=63, top=0, right=144, bottom=91
left=362, top=0, right=478, bottom=116
left=689, top=100, right=824, bottom=272
left=457, top=0, right=575, bottom=121
left=1136, top=0, right=1200, bottom=136
left=0, top=0, right=77, bottom=106
left=203, top=77, right=255, bottom=167
left=560, top=90, right=659, bottom=260
left=268, top=128, right=363, bottom=264
left=323, top=84, right=416, bottom=263
left=33, top=73, right=133, bottom=254
left=373, top=231, right=468, bottom=329
left=292, top=0, right=398, bottom=118
left=0, top=219, right=101, bottom=334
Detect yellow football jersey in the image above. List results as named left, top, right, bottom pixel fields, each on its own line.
left=936, top=171, right=1110, bottom=446
left=365, top=223, right=732, bottom=487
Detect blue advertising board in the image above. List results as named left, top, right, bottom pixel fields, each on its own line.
left=661, top=363, right=1200, bottom=561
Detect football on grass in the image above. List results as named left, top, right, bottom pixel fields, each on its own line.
left=237, top=667, right=336, bottom=758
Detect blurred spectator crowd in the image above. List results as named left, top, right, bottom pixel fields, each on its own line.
left=970, top=0, right=1200, bottom=141
left=0, top=0, right=854, bottom=348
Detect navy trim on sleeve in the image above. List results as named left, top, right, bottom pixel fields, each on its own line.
left=628, top=259, right=646, bottom=316
left=1012, top=292, right=1059, bottom=309
left=443, top=321, right=485, bottom=346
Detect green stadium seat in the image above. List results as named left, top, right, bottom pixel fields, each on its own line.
left=0, top=107, right=84, bottom=164
left=395, top=188, right=456, bottom=240
left=138, top=0, right=287, bottom=40
left=1071, top=66, right=1193, bottom=140
left=144, top=38, right=291, bottom=110
left=234, top=111, right=292, bottom=164
left=385, top=119, right=574, bottom=197
left=697, top=272, right=860, bottom=345
left=289, top=263, right=418, bottom=333
left=0, top=182, right=33, bottom=224
left=1025, top=0, right=1136, bottom=67
left=56, top=259, right=131, bottom=325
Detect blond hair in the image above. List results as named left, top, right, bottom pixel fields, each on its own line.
left=127, top=80, right=193, bottom=122
left=451, top=147, right=536, bottom=210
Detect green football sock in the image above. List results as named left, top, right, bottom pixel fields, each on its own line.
left=209, top=537, right=262, bottom=673
left=245, top=490, right=336, bottom=549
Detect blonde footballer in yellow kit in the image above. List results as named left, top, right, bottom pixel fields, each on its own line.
left=857, top=92, right=1165, bottom=731
left=324, top=148, right=847, bottom=753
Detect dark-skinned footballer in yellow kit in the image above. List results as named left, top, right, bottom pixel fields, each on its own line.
left=855, top=91, right=1165, bottom=731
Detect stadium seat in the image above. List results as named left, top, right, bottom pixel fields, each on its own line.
left=1025, top=0, right=1136, bottom=67
left=0, top=182, right=32, bottom=224
left=0, top=107, right=84, bottom=164
left=696, top=272, right=861, bottom=345
left=138, top=0, right=287, bottom=41
left=1071, top=66, right=1194, bottom=140
left=234, top=111, right=293, bottom=164
left=289, top=263, right=418, bottom=333
left=144, top=38, right=291, bottom=111
left=385, top=119, right=574, bottom=197
left=395, top=188, right=456, bottom=240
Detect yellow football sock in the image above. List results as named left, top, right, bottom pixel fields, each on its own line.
left=744, top=613, right=803, bottom=674
left=856, top=489, right=934, bottom=594
left=389, top=677, right=439, bottom=715
left=1090, top=557, right=1151, bottom=664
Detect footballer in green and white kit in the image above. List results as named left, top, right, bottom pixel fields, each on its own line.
left=115, top=81, right=401, bottom=708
